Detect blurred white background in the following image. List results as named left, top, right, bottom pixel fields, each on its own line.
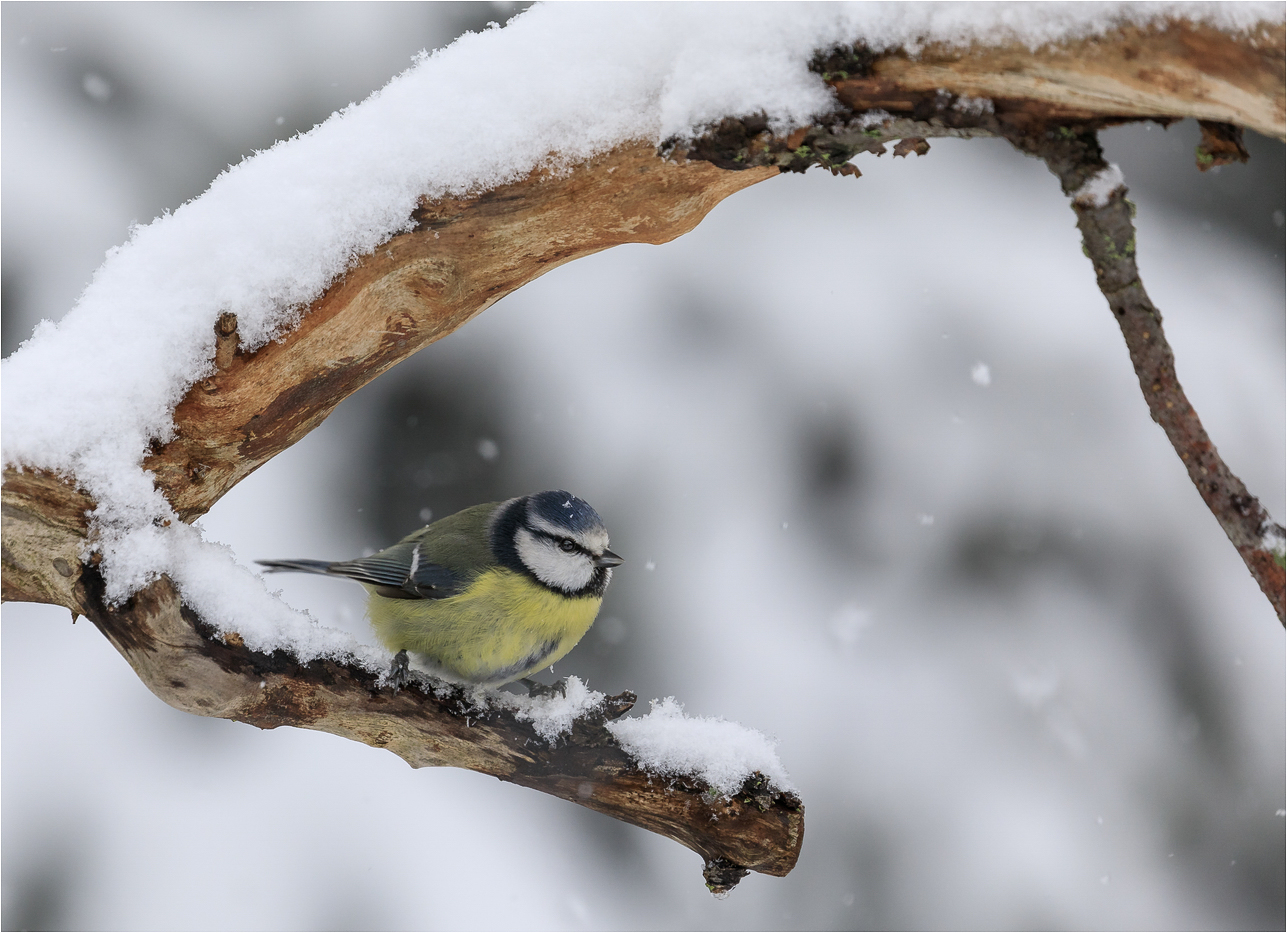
left=3, top=4, right=1283, bottom=930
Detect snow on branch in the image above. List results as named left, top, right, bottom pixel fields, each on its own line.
left=2, top=2, right=1284, bottom=893
left=70, top=565, right=801, bottom=895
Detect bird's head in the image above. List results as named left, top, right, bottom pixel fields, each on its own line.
left=493, top=490, right=622, bottom=596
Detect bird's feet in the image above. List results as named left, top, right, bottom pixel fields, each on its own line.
left=387, top=650, right=411, bottom=693
left=521, top=676, right=567, bottom=699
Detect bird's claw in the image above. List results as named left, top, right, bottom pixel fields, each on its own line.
left=387, top=650, right=411, bottom=693
left=521, top=676, right=567, bottom=699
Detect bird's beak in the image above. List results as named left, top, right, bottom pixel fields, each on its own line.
left=595, top=548, right=624, bottom=568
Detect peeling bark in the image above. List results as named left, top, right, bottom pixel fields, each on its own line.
left=145, top=147, right=775, bottom=525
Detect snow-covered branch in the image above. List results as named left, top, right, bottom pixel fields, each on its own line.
left=2, top=4, right=1284, bottom=893
left=66, top=565, right=800, bottom=895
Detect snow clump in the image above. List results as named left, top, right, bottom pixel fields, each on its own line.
left=508, top=676, right=607, bottom=742
left=607, top=697, right=795, bottom=797
left=1072, top=164, right=1127, bottom=208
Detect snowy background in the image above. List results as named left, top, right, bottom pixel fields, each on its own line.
left=3, top=3, right=1283, bottom=929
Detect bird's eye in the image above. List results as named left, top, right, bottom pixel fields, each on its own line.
left=559, top=539, right=579, bottom=553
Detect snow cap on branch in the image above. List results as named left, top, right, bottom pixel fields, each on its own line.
left=608, top=697, right=795, bottom=797
left=1072, top=163, right=1127, bottom=208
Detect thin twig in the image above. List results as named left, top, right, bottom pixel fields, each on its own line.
left=1008, top=126, right=1285, bottom=623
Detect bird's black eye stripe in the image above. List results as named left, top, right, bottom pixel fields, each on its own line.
left=523, top=522, right=589, bottom=556
left=538, top=529, right=584, bottom=554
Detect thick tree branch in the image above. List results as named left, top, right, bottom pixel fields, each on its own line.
left=3, top=15, right=1283, bottom=895
left=5, top=19, right=1282, bottom=548
left=1, top=469, right=94, bottom=609
left=145, top=147, right=776, bottom=525
left=836, top=19, right=1284, bottom=139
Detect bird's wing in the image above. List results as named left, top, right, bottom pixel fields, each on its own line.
left=328, top=540, right=467, bottom=600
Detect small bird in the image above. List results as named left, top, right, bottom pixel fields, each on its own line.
left=257, top=491, right=622, bottom=691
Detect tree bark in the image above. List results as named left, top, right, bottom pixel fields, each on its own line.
left=3, top=16, right=1283, bottom=892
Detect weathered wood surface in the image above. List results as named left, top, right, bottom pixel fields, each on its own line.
left=839, top=20, right=1284, bottom=138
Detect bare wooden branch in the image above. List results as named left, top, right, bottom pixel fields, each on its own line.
left=213, top=312, right=240, bottom=371
left=2, top=15, right=1283, bottom=895
left=834, top=19, right=1285, bottom=139
left=2, top=468, right=94, bottom=611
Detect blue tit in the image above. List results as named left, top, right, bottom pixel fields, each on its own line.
left=257, top=490, right=622, bottom=690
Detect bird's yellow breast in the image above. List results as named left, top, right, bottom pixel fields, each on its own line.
left=364, top=568, right=602, bottom=685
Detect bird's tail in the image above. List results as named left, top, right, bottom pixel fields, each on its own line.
left=256, top=558, right=336, bottom=576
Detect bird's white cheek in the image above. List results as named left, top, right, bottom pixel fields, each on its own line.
left=515, top=528, right=594, bottom=592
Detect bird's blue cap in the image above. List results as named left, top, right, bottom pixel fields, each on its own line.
left=528, top=490, right=605, bottom=533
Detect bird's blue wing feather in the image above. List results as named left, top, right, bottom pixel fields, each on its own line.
left=328, top=541, right=465, bottom=599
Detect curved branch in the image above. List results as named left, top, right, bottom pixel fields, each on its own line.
left=8, top=19, right=1281, bottom=545
left=104, top=17, right=1287, bottom=532
left=144, top=146, right=777, bottom=524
